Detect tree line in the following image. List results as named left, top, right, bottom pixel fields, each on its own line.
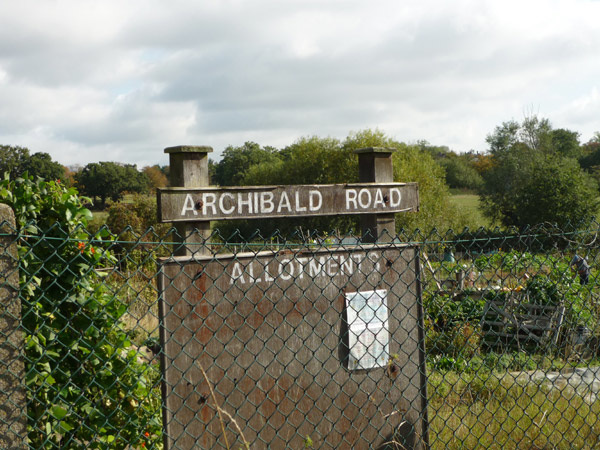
left=209, top=121, right=600, bottom=236
left=3, top=117, right=600, bottom=236
left=0, top=146, right=168, bottom=208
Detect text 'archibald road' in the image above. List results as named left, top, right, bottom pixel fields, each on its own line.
left=157, top=183, right=419, bottom=222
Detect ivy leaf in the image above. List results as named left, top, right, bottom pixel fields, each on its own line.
left=50, top=405, right=68, bottom=420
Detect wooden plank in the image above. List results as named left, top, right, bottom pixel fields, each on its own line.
left=482, top=297, right=565, bottom=351
left=157, top=183, right=419, bottom=222
left=421, top=252, right=442, bottom=291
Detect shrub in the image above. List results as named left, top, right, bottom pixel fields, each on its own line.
left=0, top=174, right=161, bottom=449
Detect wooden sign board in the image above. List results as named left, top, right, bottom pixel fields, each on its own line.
left=157, top=183, right=418, bottom=222
left=159, top=244, right=428, bottom=449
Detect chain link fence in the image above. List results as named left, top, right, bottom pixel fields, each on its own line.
left=3, top=219, right=600, bottom=448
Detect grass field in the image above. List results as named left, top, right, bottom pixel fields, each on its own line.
left=450, top=193, right=498, bottom=229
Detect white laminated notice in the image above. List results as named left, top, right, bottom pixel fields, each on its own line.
left=345, top=289, right=390, bottom=370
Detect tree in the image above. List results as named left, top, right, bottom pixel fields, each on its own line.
left=481, top=116, right=596, bottom=228
left=213, top=142, right=281, bottom=186
left=486, top=116, right=555, bottom=157
left=215, top=136, right=355, bottom=239
left=438, top=157, right=483, bottom=191
left=550, top=128, right=581, bottom=159
left=213, top=129, right=473, bottom=239
left=510, top=157, right=598, bottom=228
left=76, top=162, right=150, bottom=208
left=24, top=152, right=65, bottom=181
left=142, top=165, right=168, bottom=190
left=0, top=145, right=30, bottom=179
left=343, top=129, right=472, bottom=233
left=391, top=144, right=471, bottom=233
left=0, top=146, right=65, bottom=181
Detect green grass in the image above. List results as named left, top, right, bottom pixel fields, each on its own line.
left=428, top=369, right=600, bottom=449
left=90, top=210, right=109, bottom=230
left=450, top=193, right=498, bottom=229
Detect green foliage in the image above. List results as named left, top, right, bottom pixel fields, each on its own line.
left=514, top=157, right=597, bottom=228
left=212, top=129, right=475, bottom=239
left=0, top=146, right=65, bottom=181
left=24, top=152, right=65, bottom=181
left=425, top=247, right=597, bottom=377
left=481, top=116, right=597, bottom=229
left=551, top=128, right=583, bottom=159
left=439, top=157, right=483, bottom=191
left=391, top=144, right=472, bottom=232
left=76, top=162, right=150, bottom=208
left=214, top=135, right=359, bottom=239
left=0, top=145, right=32, bottom=179
left=213, top=141, right=281, bottom=186
left=418, top=142, right=484, bottom=191
left=0, top=174, right=161, bottom=449
left=105, top=194, right=171, bottom=269
left=579, top=141, right=600, bottom=169
left=524, top=275, right=562, bottom=306
left=426, top=292, right=486, bottom=328
left=579, top=141, right=600, bottom=188
left=473, top=250, right=547, bottom=273
left=106, top=194, right=165, bottom=236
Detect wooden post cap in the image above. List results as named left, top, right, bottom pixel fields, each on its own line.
left=353, top=147, right=395, bottom=155
left=164, top=145, right=213, bottom=154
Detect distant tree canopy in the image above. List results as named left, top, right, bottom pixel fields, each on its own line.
left=212, top=129, right=472, bottom=239
left=579, top=136, right=600, bottom=187
left=480, top=116, right=597, bottom=229
left=76, top=161, right=150, bottom=208
left=0, top=145, right=65, bottom=181
left=213, top=142, right=280, bottom=186
left=142, top=165, right=169, bottom=190
left=437, top=155, right=484, bottom=191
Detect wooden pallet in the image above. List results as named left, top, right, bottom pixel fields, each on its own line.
left=482, top=293, right=565, bottom=352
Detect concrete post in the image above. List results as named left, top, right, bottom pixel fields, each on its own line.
left=354, top=147, right=396, bottom=242
left=0, top=204, right=26, bottom=449
left=165, top=146, right=212, bottom=256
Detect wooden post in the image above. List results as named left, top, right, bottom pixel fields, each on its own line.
left=354, top=147, right=396, bottom=242
left=165, top=145, right=212, bottom=256
left=0, top=204, right=26, bottom=449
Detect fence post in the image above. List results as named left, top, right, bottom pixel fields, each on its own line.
left=354, top=147, right=396, bottom=242
left=0, top=204, right=26, bottom=449
left=165, top=145, right=212, bottom=256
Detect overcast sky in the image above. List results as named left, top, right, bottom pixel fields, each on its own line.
left=1, top=0, right=600, bottom=168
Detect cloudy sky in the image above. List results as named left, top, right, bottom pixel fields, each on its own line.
left=1, top=0, right=600, bottom=168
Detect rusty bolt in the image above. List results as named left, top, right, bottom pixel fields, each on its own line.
left=387, top=363, right=399, bottom=380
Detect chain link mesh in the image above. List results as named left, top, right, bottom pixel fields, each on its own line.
left=2, top=221, right=600, bottom=448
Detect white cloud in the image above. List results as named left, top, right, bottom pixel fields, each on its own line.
left=1, top=0, right=600, bottom=166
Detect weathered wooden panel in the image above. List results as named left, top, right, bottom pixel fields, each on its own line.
left=482, top=296, right=565, bottom=351
left=157, top=183, right=419, bottom=222
left=159, top=244, right=427, bottom=449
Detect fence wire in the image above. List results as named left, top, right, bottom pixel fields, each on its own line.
left=2, top=221, right=600, bottom=449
